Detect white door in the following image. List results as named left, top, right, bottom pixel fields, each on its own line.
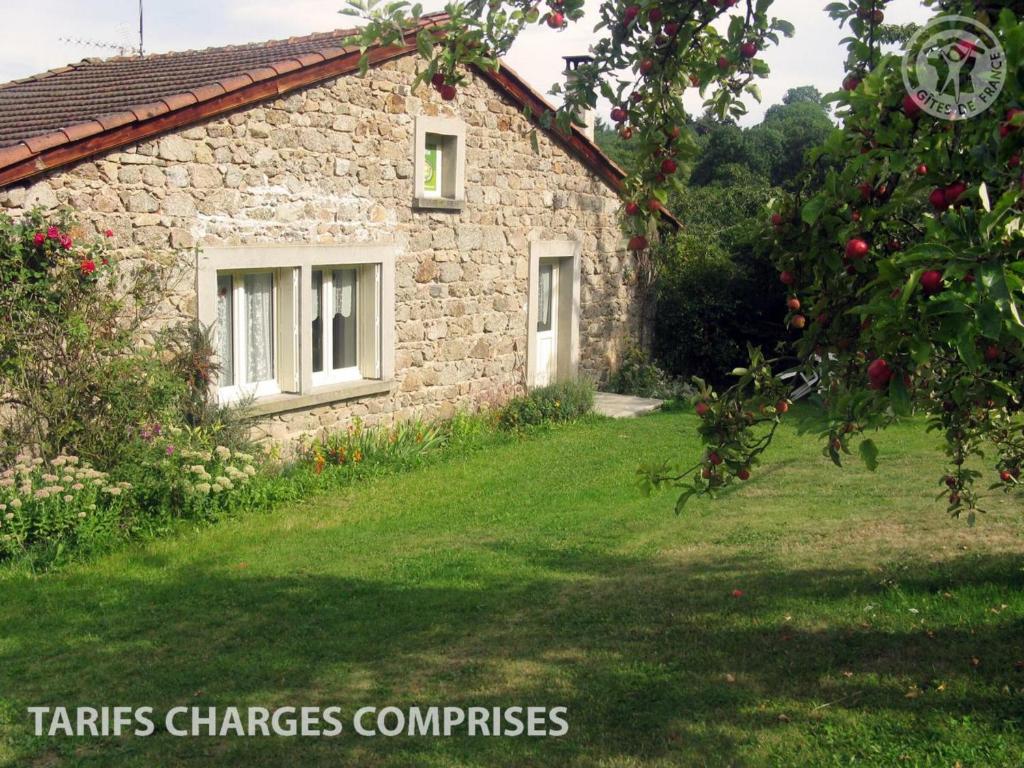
left=536, top=260, right=558, bottom=386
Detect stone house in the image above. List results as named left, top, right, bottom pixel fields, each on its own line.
left=0, top=13, right=676, bottom=441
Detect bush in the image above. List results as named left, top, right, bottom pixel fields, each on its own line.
left=652, top=244, right=787, bottom=387
left=607, top=347, right=691, bottom=400
left=498, top=380, right=595, bottom=430
left=0, top=209, right=190, bottom=468
left=0, top=453, right=130, bottom=560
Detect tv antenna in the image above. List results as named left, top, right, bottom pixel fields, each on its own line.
left=59, top=1, right=145, bottom=57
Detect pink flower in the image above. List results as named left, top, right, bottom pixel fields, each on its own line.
left=60, top=235, right=73, bottom=250
left=33, top=232, right=45, bottom=246
left=79, top=259, right=96, bottom=275
left=104, top=229, right=114, bottom=238
left=46, top=226, right=60, bottom=240
left=166, top=445, right=175, bottom=456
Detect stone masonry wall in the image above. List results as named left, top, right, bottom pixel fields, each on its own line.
left=0, top=55, right=640, bottom=443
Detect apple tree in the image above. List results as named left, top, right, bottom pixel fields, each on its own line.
left=345, top=0, right=1024, bottom=520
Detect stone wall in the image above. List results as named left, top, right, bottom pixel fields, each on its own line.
left=0, top=54, right=641, bottom=443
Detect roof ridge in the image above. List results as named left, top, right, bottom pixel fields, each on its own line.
left=0, top=11, right=448, bottom=92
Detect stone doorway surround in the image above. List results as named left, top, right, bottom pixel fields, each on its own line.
left=526, top=239, right=581, bottom=388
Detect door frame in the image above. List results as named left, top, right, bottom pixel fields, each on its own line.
left=526, top=239, right=581, bottom=388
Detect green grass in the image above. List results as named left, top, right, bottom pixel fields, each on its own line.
left=1, top=409, right=1023, bottom=767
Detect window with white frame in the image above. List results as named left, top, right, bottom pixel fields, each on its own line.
left=216, top=270, right=280, bottom=402
left=312, top=267, right=362, bottom=386
left=199, top=246, right=396, bottom=409
left=413, top=116, right=465, bottom=210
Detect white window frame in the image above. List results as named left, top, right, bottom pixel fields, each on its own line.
left=197, top=245, right=396, bottom=408
left=421, top=136, right=444, bottom=200
left=312, top=266, right=362, bottom=387
left=413, top=115, right=466, bottom=210
left=216, top=269, right=281, bottom=405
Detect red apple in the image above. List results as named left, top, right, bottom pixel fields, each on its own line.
left=776, top=400, right=790, bottom=414
left=851, top=210, right=862, bottom=222
left=945, top=181, right=967, bottom=205
left=439, top=84, right=457, bottom=101
left=916, top=163, right=928, bottom=176
left=867, top=358, right=894, bottom=390
left=430, top=72, right=446, bottom=89
left=620, top=126, right=633, bottom=139
left=985, top=345, right=1001, bottom=362
left=779, top=270, right=796, bottom=286
left=1001, top=470, right=1014, bottom=483
left=902, top=93, right=923, bottom=118
left=717, top=56, right=730, bottom=70
left=857, top=182, right=873, bottom=202
left=871, top=9, right=884, bottom=23
left=771, top=213, right=784, bottom=226
left=640, top=58, right=655, bottom=75
left=625, top=201, right=641, bottom=216
left=648, top=8, right=663, bottom=23
left=843, top=75, right=861, bottom=92
left=647, top=198, right=660, bottom=212
left=737, top=468, right=751, bottom=481
left=623, top=5, right=640, bottom=24
left=610, top=106, right=628, bottom=123
left=661, top=158, right=678, bottom=175
left=709, top=451, right=724, bottom=466
left=695, top=402, right=710, bottom=417
left=929, top=188, right=948, bottom=210
left=791, top=314, right=807, bottom=329
left=664, top=21, right=680, bottom=36
left=845, top=238, right=870, bottom=260
left=546, top=11, right=565, bottom=28
left=787, top=297, right=801, bottom=311
left=920, top=270, right=944, bottom=295
left=740, top=41, right=758, bottom=59
left=628, top=235, right=649, bottom=251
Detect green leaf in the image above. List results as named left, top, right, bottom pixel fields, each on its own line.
left=858, top=439, right=879, bottom=471
left=977, top=300, right=1003, bottom=339
left=801, top=195, right=828, bottom=225
left=889, top=376, right=911, bottom=416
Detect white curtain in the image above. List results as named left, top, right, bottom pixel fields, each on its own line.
left=333, top=268, right=357, bottom=370
left=538, top=264, right=553, bottom=332
left=244, top=273, right=274, bottom=383
left=216, top=275, right=233, bottom=387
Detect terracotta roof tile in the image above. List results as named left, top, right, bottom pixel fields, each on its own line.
left=0, top=18, right=430, bottom=149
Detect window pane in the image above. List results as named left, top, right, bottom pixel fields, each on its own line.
left=216, top=275, right=234, bottom=387
left=424, top=137, right=442, bottom=197
left=332, top=268, right=357, bottom=370
left=311, top=270, right=323, bottom=374
left=537, top=263, right=553, bottom=332
left=244, top=273, right=274, bottom=383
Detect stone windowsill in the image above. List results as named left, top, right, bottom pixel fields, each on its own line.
left=413, top=196, right=465, bottom=212
left=246, top=379, right=394, bottom=418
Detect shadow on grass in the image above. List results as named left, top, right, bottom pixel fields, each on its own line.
left=1, top=548, right=1023, bottom=767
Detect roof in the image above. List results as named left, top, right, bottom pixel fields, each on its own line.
left=0, top=13, right=679, bottom=228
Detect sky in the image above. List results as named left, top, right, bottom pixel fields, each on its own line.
left=0, top=0, right=933, bottom=125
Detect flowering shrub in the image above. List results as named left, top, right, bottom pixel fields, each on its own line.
left=299, top=417, right=447, bottom=473
left=498, top=380, right=595, bottom=430
left=0, top=209, right=187, bottom=467
left=0, top=454, right=130, bottom=559
left=114, top=423, right=267, bottom=522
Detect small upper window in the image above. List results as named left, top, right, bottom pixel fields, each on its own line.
left=414, top=116, right=465, bottom=210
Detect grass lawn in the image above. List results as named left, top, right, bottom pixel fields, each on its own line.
left=1, top=409, right=1023, bottom=767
